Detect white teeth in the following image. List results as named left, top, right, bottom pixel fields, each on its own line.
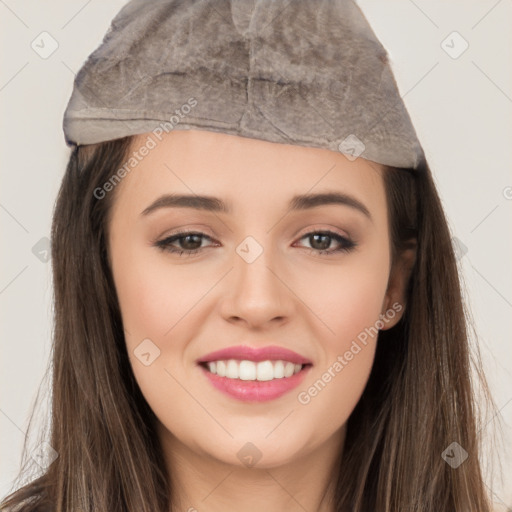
left=256, top=360, right=273, bottom=381
left=216, top=360, right=226, bottom=377
left=239, top=360, right=256, bottom=380
left=284, top=362, right=294, bottom=377
left=274, top=360, right=284, bottom=378
left=226, top=360, right=239, bottom=379
left=204, top=359, right=304, bottom=381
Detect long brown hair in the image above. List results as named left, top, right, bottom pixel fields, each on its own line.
left=1, top=136, right=501, bottom=511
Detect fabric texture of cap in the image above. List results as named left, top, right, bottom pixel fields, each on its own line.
left=62, top=0, right=426, bottom=169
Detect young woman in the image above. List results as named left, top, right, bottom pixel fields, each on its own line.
left=1, top=1, right=500, bottom=511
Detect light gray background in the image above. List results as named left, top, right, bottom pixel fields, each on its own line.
left=1, top=0, right=511, bottom=508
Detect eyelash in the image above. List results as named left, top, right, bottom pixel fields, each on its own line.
left=153, top=229, right=357, bottom=257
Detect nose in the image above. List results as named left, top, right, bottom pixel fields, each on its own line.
left=219, top=239, right=295, bottom=329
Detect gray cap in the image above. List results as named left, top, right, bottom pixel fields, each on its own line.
left=63, top=0, right=426, bottom=169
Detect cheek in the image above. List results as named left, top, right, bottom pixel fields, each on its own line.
left=289, top=249, right=390, bottom=428
left=111, top=244, right=228, bottom=403
left=297, top=248, right=390, bottom=348
left=112, top=245, right=205, bottom=344
left=111, top=247, right=210, bottom=422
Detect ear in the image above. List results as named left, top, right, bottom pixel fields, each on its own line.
left=380, top=241, right=417, bottom=330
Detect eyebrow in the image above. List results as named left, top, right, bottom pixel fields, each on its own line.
left=140, top=191, right=372, bottom=221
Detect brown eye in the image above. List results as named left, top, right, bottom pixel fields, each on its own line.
left=175, top=234, right=203, bottom=250
left=154, top=232, right=215, bottom=256
left=296, top=231, right=356, bottom=255
left=153, top=230, right=356, bottom=257
left=309, top=233, right=332, bottom=251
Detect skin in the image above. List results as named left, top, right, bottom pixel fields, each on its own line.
left=107, top=129, right=415, bottom=512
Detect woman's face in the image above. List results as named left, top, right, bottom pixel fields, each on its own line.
left=107, top=129, right=409, bottom=469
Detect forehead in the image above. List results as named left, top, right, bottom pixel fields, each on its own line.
left=110, top=129, right=385, bottom=220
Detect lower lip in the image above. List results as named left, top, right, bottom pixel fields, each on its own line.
left=199, top=364, right=312, bottom=402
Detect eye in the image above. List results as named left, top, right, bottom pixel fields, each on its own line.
left=153, top=230, right=356, bottom=257
left=294, top=230, right=356, bottom=255
left=153, top=231, right=217, bottom=257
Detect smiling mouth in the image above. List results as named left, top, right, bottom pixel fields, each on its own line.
left=199, top=359, right=312, bottom=381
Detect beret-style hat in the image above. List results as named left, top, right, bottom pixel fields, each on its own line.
left=63, top=0, right=426, bottom=169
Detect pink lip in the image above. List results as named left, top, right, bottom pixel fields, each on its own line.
left=199, top=364, right=312, bottom=402
left=196, top=345, right=312, bottom=365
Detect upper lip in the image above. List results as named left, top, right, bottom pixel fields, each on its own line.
left=197, top=345, right=312, bottom=365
